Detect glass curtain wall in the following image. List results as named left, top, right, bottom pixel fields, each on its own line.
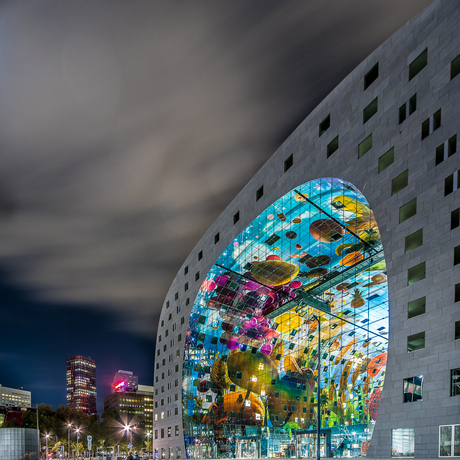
left=183, top=178, right=389, bottom=458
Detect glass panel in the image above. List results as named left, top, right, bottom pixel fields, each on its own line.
left=392, top=428, right=414, bottom=457
left=407, top=297, right=425, bottom=319
left=440, top=426, right=452, bottom=456
left=403, top=376, right=423, bottom=402
left=451, top=369, right=460, bottom=397
left=454, top=426, right=460, bottom=457
left=359, top=134, right=373, bottom=158
left=379, top=147, right=394, bottom=173
left=409, top=48, right=428, bottom=81
left=183, top=178, right=389, bottom=459
left=407, top=333, right=425, bottom=353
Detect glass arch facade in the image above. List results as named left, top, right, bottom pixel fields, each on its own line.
left=183, top=178, right=388, bottom=459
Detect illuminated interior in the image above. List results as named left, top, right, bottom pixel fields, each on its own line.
left=182, top=178, right=388, bottom=458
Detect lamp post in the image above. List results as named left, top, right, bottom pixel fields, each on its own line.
left=67, top=424, right=72, bottom=459
left=311, top=314, right=321, bottom=460
left=45, top=434, right=50, bottom=459
left=124, top=424, right=135, bottom=449
left=76, top=428, right=80, bottom=458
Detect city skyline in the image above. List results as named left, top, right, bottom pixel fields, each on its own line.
left=0, top=1, right=433, bottom=413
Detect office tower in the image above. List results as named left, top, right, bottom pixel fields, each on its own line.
left=66, top=355, right=97, bottom=415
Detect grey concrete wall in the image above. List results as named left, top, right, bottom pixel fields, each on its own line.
left=152, top=0, right=460, bottom=457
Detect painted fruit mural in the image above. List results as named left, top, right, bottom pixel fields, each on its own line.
left=182, top=178, right=388, bottom=458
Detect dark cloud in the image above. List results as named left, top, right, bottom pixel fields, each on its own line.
left=0, top=0, right=432, bottom=406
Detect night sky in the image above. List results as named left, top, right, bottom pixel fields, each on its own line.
left=0, top=0, right=433, bottom=413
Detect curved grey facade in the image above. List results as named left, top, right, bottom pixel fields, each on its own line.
left=0, top=429, right=39, bottom=460
left=153, top=1, right=460, bottom=458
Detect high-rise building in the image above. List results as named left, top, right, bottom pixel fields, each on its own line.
left=152, top=2, right=460, bottom=459
left=104, top=372, right=153, bottom=433
left=66, top=355, right=97, bottom=415
left=112, top=370, right=139, bottom=393
left=0, top=385, right=31, bottom=408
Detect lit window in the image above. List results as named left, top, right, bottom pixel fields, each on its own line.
left=392, top=428, right=415, bottom=457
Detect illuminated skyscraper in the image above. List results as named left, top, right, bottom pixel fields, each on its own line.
left=112, top=370, right=139, bottom=393
left=66, top=355, right=97, bottom=415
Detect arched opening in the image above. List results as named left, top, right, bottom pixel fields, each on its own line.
left=183, top=178, right=388, bottom=459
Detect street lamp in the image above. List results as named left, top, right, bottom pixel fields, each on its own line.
left=124, top=424, right=136, bottom=449
left=45, top=434, right=50, bottom=459
left=76, top=428, right=81, bottom=458
left=67, top=424, right=72, bottom=459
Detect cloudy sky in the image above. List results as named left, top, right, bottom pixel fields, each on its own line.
left=0, top=0, right=432, bottom=411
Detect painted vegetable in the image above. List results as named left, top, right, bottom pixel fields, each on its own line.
left=367, top=352, right=387, bottom=377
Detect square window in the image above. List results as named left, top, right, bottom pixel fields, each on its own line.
left=195, top=271, right=200, bottom=281
left=451, top=369, right=460, bottom=397
left=184, top=282, right=188, bottom=292
left=186, top=298, right=190, bottom=306
left=403, top=376, right=423, bottom=402
left=233, top=211, right=240, bottom=224
left=405, top=229, right=423, bottom=253
left=364, top=63, right=379, bottom=90
left=379, top=147, right=394, bottom=173
left=408, top=262, right=426, bottom=285
left=392, top=169, right=409, bottom=195
left=451, top=54, right=460, bottom=80
left=407, top=331, right=425, bottom=352
left=284, top=153, right=294, bottom=171
left=358, top=133, right=372, bottom=158
left=399, top=198, right=417, bottom=223
left=214, top=233, right=219, bottom=244
left=166, top=301, right=170, bottom=309
left=256, top=186, right=264, bottom=201
left=198, top=250, right=203, bottom=260
left=409, top=48, right=428, bottom=81
left=408, top=297, right=426, bottom=319
left=363, top=97, right=378, bottom=123
left=319, top=115, right=330, bottom=136
left=327, top=135, right=339, bottom=157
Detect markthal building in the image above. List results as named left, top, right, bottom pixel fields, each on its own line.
left=153, top=2, right=460, bottom=459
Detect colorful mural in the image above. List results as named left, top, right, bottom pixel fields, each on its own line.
left=183, top=178, right=388, bottom=458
